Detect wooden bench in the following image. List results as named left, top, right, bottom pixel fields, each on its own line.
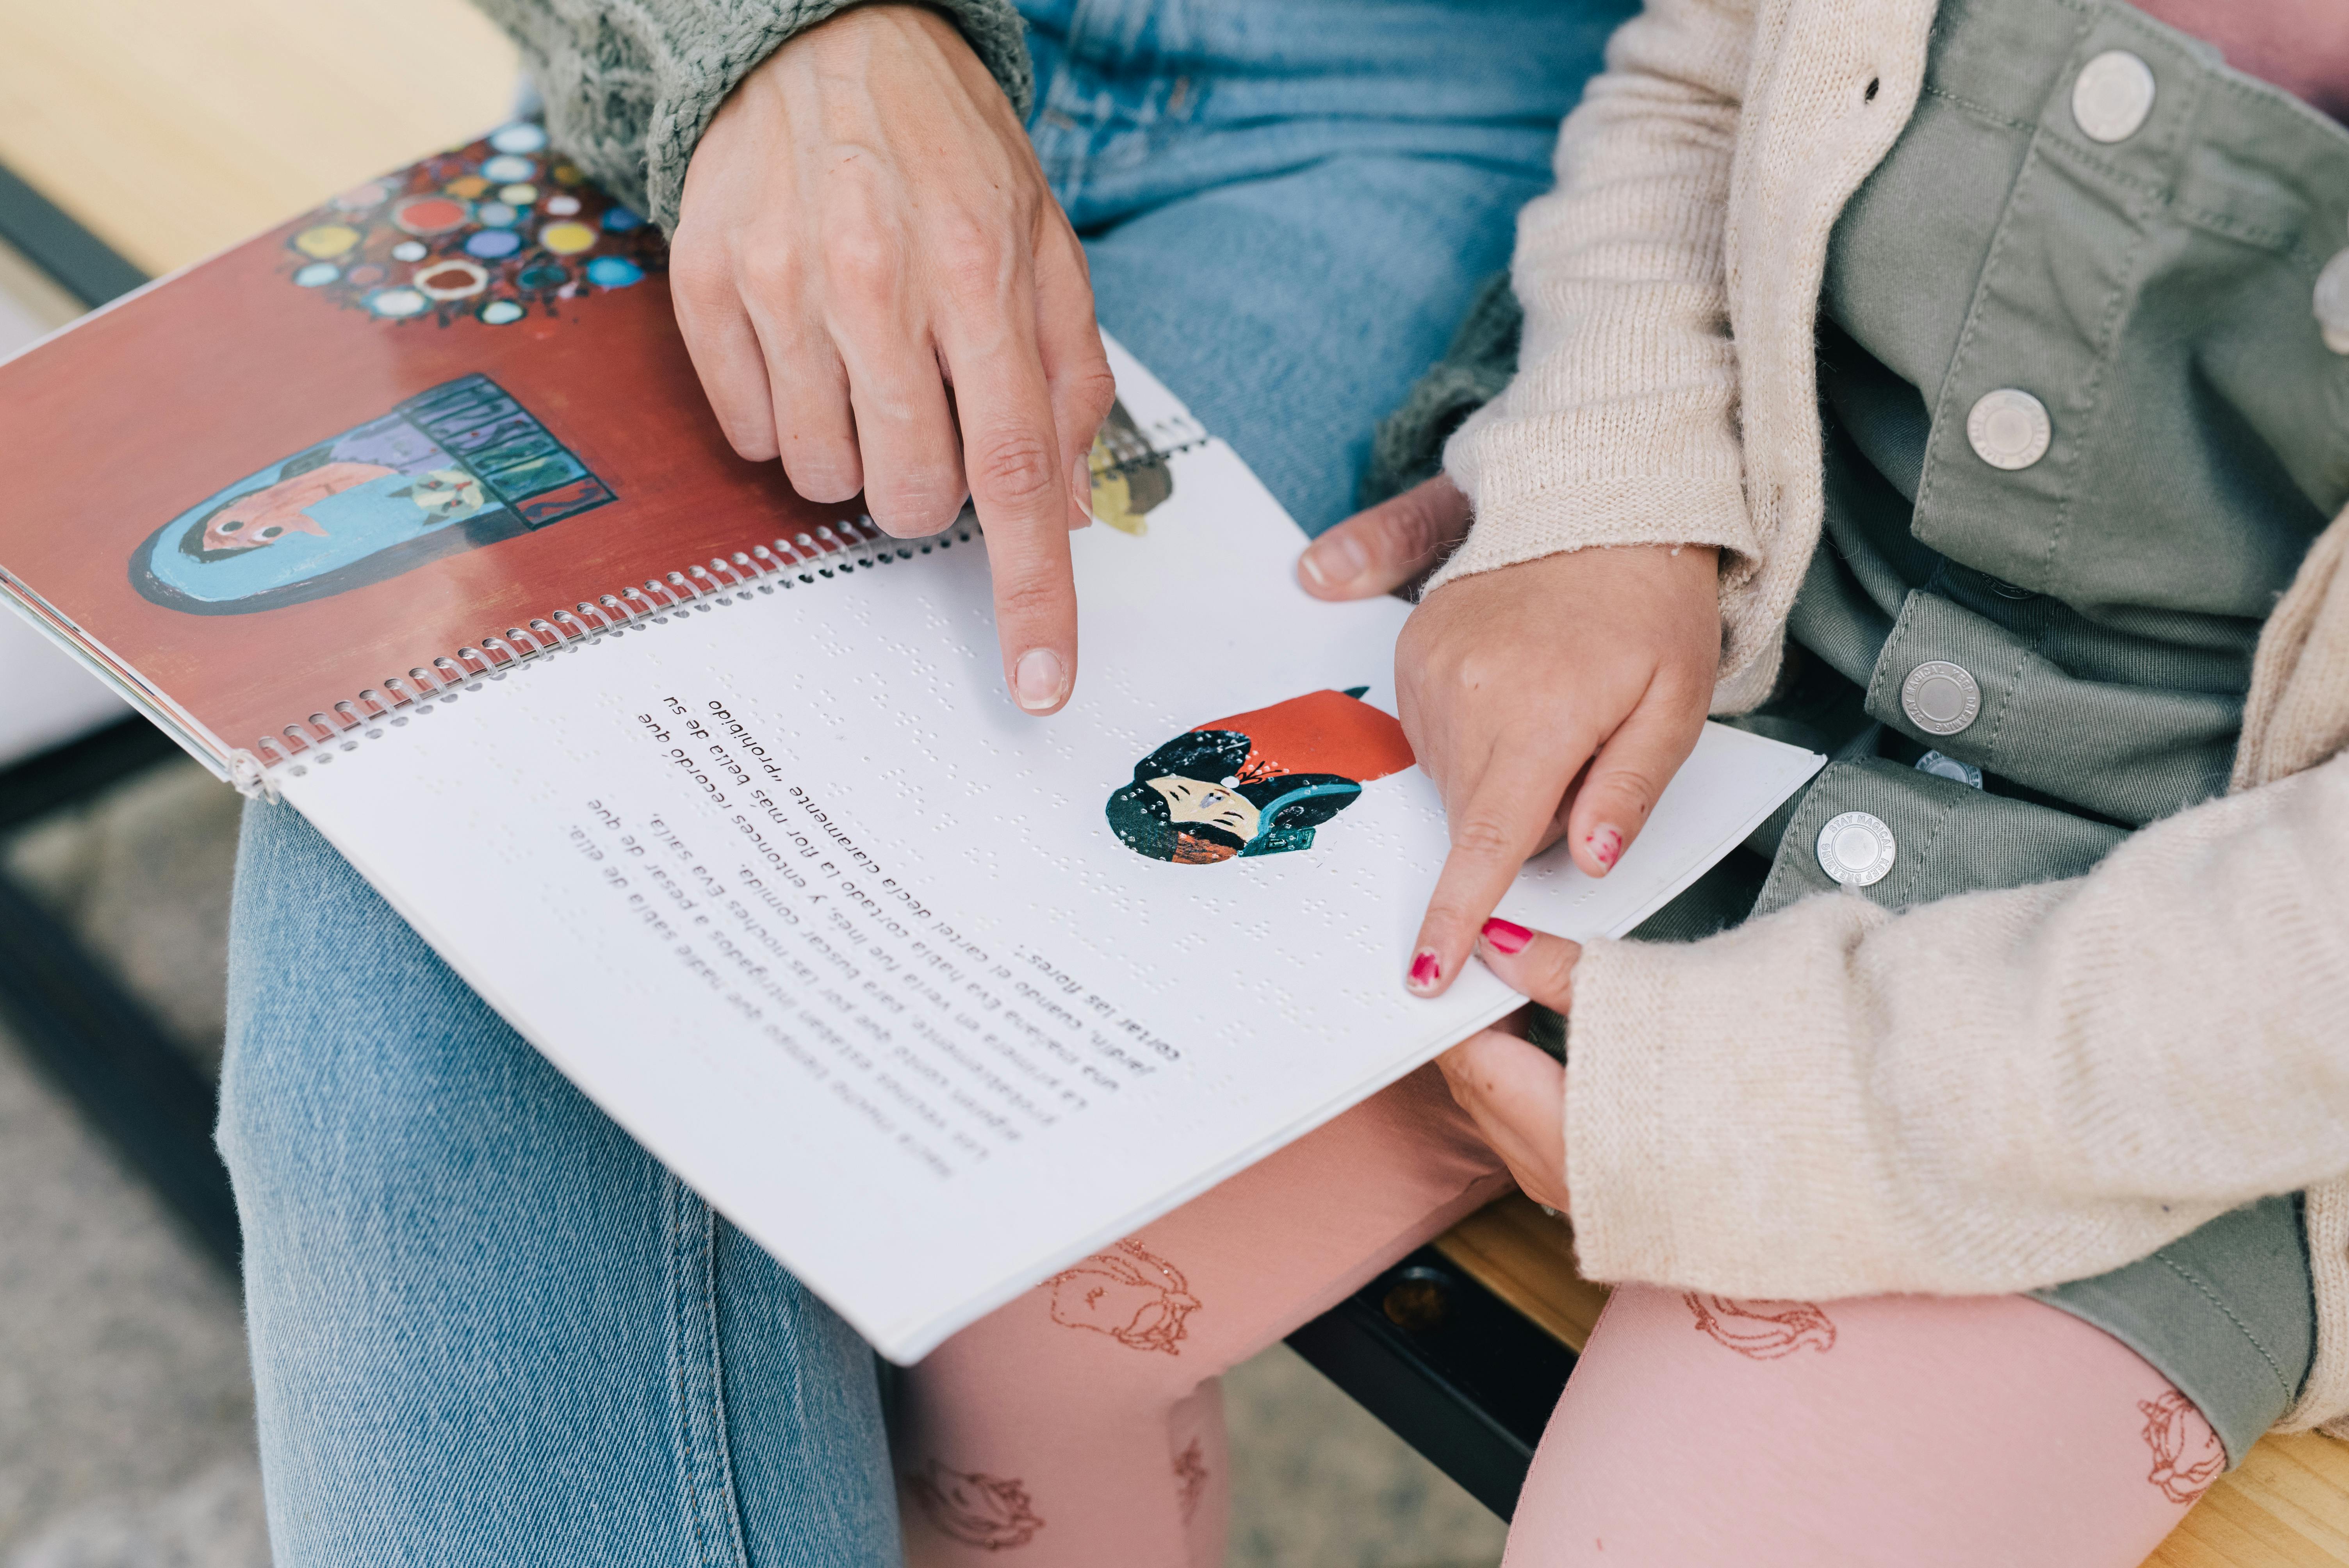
left=1290, top=1195, right=2349, bottom=1566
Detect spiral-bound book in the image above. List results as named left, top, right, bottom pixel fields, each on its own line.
left=0, top=128, right=1823, bottom=1359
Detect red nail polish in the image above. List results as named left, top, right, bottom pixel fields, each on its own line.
left=1588, top=825, right=1623, bottom=870
left=1480, top=918, right=1532, bottom=954
left=1408, top=951, right=1441, bottom=988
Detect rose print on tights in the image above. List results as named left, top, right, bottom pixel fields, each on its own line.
left=1683, top=1293, right=1838, bottom=1358
left=1045, top=1238, right=1201, bottom=1354
left=1173, top=1438, right=1210, bottom=1522
left=907, top=1460, right=1045, bottom=1551
left=2139, top=1391, right=2225, bottom=1504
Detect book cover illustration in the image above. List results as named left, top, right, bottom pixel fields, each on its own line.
left=132, top=375, right=614, bottom=613
left=1106, top=687, right=1416, bottom=864
left=1085, top=400, right=1174, bottom=535
left=282, top=122, right=665, bottom=329
left=0, top=120, right=1217, bottom=775
left=0, top=123, right=867, bottom=766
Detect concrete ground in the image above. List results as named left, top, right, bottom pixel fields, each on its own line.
left=0, top=1019, right=268, bottom=1568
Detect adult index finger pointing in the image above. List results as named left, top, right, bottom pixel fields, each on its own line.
left=937, top=271, right=1080, bottom=715
left=1031, top=220, right=1114, bottom=533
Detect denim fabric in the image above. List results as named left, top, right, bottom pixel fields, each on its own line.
left=1021, top=0, right=1633, bottom=535
left=221, top=801, right=903, bottom=1566
left=220, top=5, right=1625, bottom=1561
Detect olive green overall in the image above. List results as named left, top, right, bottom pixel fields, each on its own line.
left=1686, top=0, right=2349, bottom=1460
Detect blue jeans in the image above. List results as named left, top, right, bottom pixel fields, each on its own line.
left=219, top=5, right=1625, bottom=1562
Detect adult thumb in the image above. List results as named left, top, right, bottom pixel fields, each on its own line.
left=1298, top=476, right=1472, bottom=600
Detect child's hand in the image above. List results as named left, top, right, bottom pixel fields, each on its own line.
left=1435, top=918, right=1581, bottom=1212
left=1398, top=538, right=1718, bottom=995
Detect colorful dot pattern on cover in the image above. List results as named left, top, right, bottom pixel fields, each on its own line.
left=278, top=124, right=663, bottom=327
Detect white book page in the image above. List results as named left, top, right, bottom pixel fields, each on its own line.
left=278, top=340, right=1822, bottom=1360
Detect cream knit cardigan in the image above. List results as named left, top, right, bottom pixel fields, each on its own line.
left=1437, top=0, right=2349, bottom=1434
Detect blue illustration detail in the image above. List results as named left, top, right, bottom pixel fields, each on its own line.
left=130, top=374, right=615, bottom=615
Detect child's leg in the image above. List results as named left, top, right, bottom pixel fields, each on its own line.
left=894, top=1064, right=1511, bottom=1568
left=1504, top=1285, right=2218, bottom=1567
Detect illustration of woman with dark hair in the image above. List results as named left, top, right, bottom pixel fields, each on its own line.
left=1105, top=687, right=1415, bottom=865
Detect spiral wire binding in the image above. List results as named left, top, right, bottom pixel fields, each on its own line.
left=1093, top=413, right=1208, bottom=480
left=235, top=511, right=964, bottom=791
left=229, top=412, right=1212, bottom=796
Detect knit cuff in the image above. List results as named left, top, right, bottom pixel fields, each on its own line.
left=1419, top=473, right=1756, bottom=597
left=1562, top=900, right=1906, bottom=1295
left=639, top=0, right=1034, bottom=232
left=2283, top=1175, right=2349, bottom=1430
left=1422, top=400, right=1760, bottom=600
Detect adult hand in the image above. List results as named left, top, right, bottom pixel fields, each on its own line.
left=672, top=3, right=1114, bottom=715
left=1435, top=917, right=1579, bottom=1212
left=1296, top=474, right=1475, bottom=600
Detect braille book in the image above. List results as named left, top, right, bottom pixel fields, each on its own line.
left=0, top=126, right=1823, bottom=1359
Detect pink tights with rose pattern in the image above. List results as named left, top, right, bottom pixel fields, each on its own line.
left=896, top=1066, right=2215, bottom=1567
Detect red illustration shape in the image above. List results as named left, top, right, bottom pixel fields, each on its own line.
left=1045, top=1238, right=1202, bottom=1354
left=2139, top=1391, right=2225, bottom=1504
left=907, top=1461, right=1045, bottom=1551
left=1683, top=1293, right=1838, bottom=1359
left=513, top=473, right=617, bottom=523
left=1196, top=688, right=1416, bottom=786
left=1173, top=1438, right=1210, bottom=1522
left=392, top=196, right=471, bottom=237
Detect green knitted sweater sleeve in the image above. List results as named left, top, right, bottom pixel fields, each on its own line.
left=1356, top=270, right=1524, bottom=510
left=470, top=0, right=1035, bottom=232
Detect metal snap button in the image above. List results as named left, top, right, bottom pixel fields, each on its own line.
left=1817, top=811, right=1898, bottom=887
left=2315, top=248, right=2349, bottom=355
left=1916, top=750, right=1984, bottom=789
left=1966, top=388, right=2053, bottom=470
left=1902, top=660, right=1982, bottom=736
left=2073, top=50, right=2156, bottom=143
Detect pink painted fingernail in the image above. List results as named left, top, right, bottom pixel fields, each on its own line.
left=1479, top=918, right=1532, bottom=954
left=1071, top=453, right=1094, bottom=520
left=1588, top=825, right=1623, bottom=871
left=1408, top=950, right=1441, bottom=990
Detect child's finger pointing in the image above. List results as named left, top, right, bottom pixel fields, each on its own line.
left=1472, top=918, right=1581, bottom=1012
